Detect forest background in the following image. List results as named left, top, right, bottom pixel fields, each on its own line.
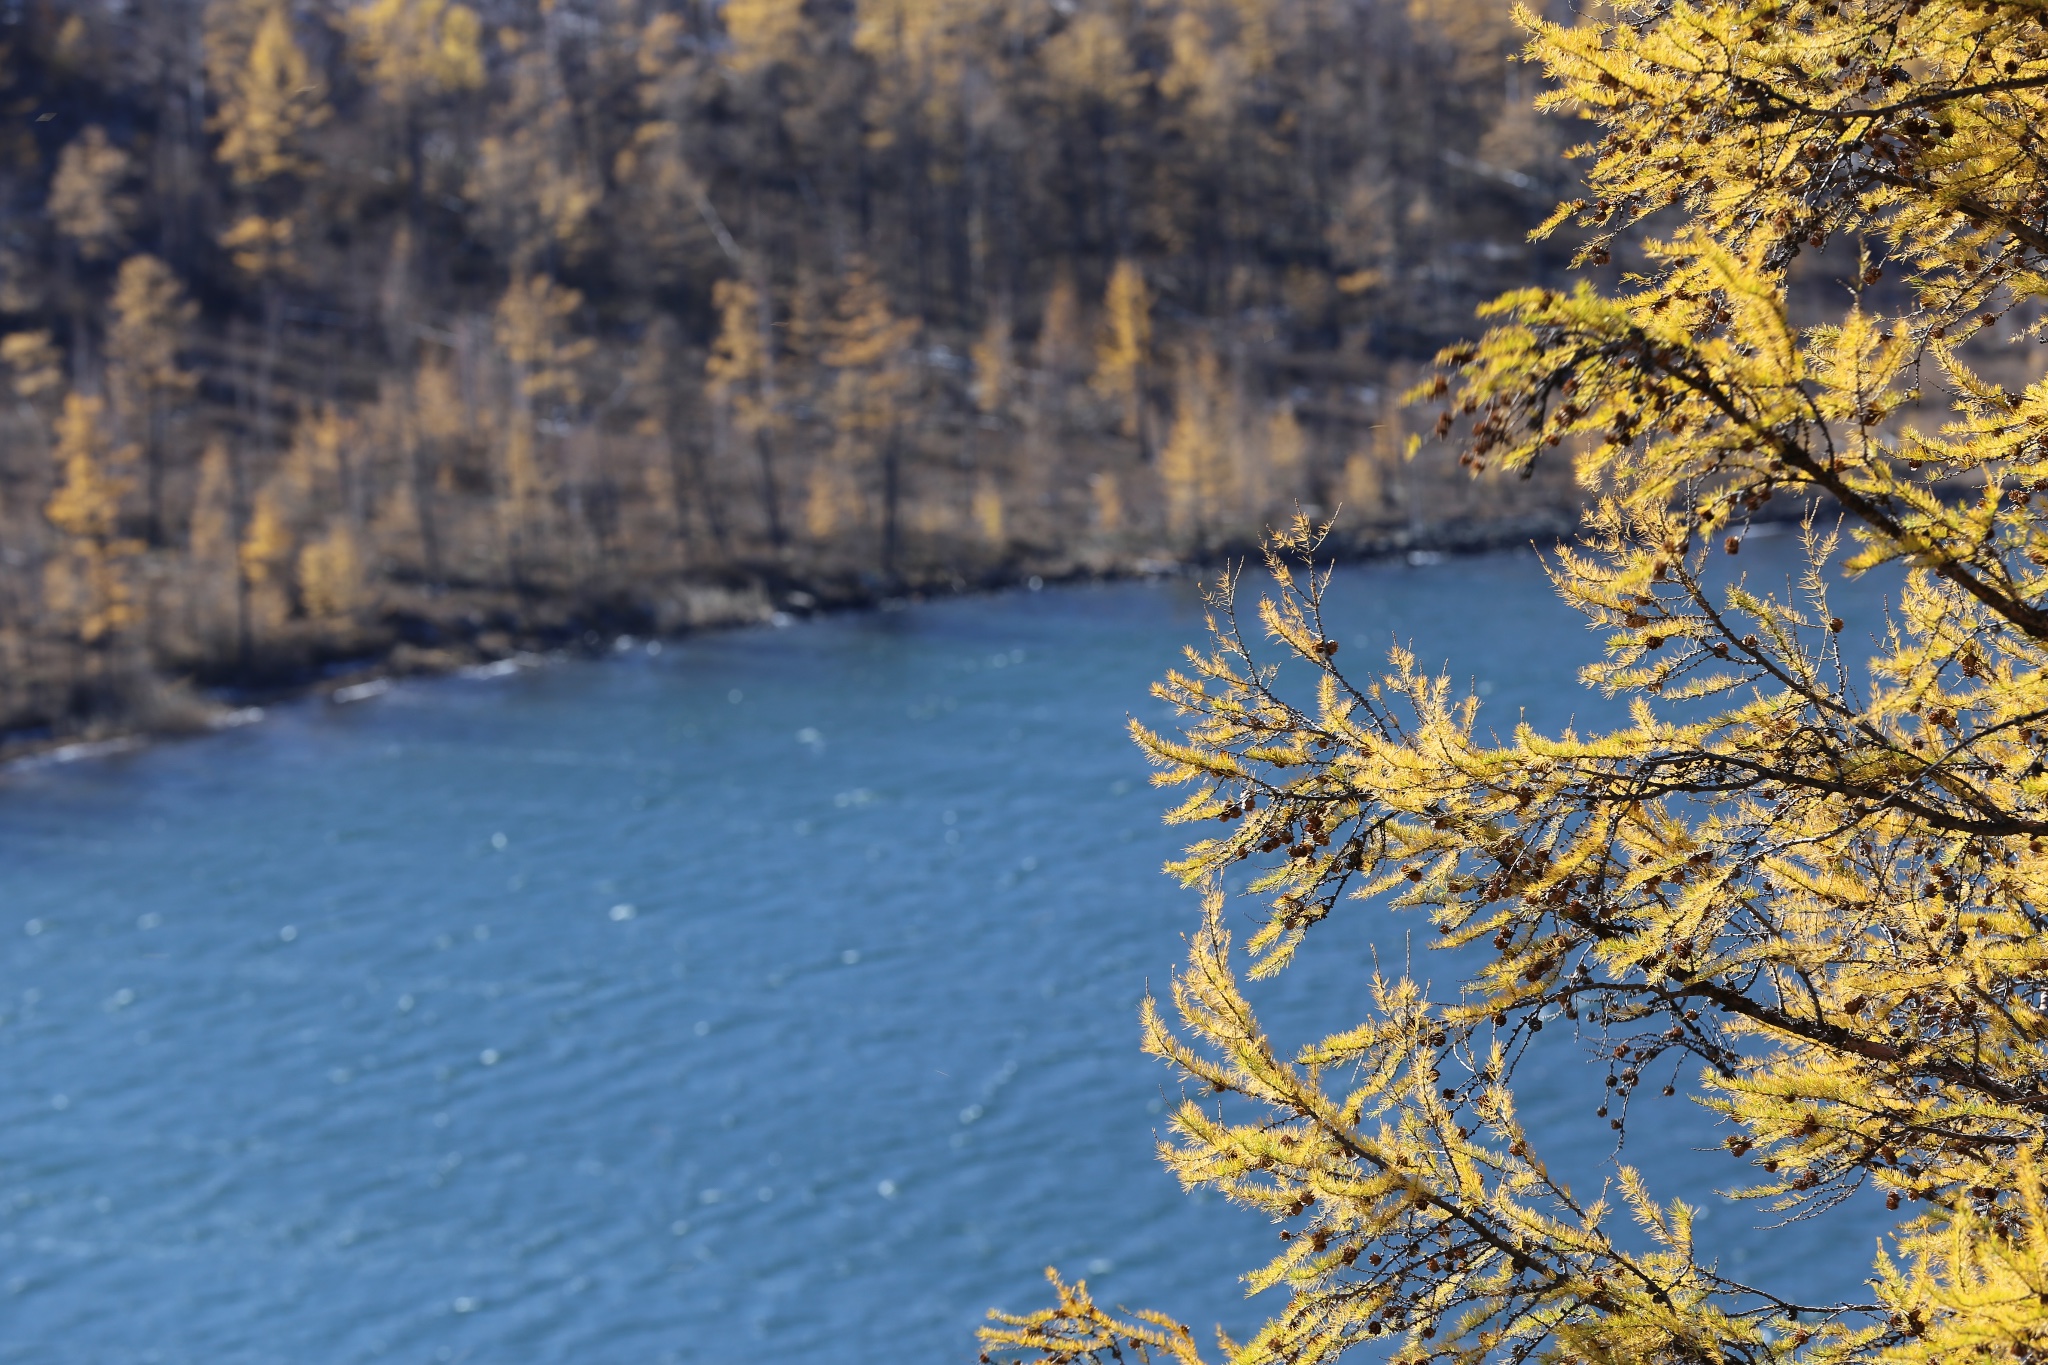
left=0, top=0, right=1586, bottom=738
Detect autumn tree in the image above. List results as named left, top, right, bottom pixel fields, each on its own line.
left=988, top=3, right=2048, bottom=1364
left=2, top=330, right=65, bottom=415
left=0, top=0, right=1615, bottom=736
left=48, top=126, right=134, bottom=263
left=470, top=34, right=600, bottom=273
left=346, top=0, right=485, bottom=495
left=706, top=276, right=785, bottom=550
left=493, top=273, right=592, bottom=587
left=821, top=259, right=920, bottom=569
left=104, top=254, right=197, bottom=543
left=206, top=0, right=329, bottom=189
left=634, top=314, right=724, bottom=562
left=44, top=394, right=140, bottom=665
left=1092, top=257, right=1151, bottom=443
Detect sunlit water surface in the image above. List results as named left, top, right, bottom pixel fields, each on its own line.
left=0, top=537, right=1894, bottom=1363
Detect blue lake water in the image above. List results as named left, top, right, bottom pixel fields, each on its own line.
left=0, top=538, right=1894, bottom=1363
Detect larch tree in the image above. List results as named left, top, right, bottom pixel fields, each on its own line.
left=493, top=273, right=591, bottom=587
left=821, top=259, right=921, bottom=569
left=238, top=480, right=293, bottom=641
left=1159, top=339, right=1230, bottom=545
left=1093, top=257, right=1152, bottom=444
left=48, top=126, right=135, bottom=263
left=345, top=0, right=485, bottom=503
left=986, top=3, right=2048, bottom=1365
left=48, top=124, right=135, bottom=375
left=297, top=521, right=366, bottom=626
left=634, top=314, right=724, bottom=562
left=469, top=37, right=601, bottom=274
left=43, top=394, right=140, bottom=659
left=1036, top=265, right=1088, bottom=378
left=105, top=254, right=198, bottom=545
left=207, top=0, right=329, bottom=189
left=347, top=0, right=484, bottom=113
left=706, top=277, right=785, bottom=550
left=2, top=330, right=66, bottom=414
left=1264, top=400, right=1308, bottom=505
left=720, top=0, right=810, bottom=76
left=207, top=0, right=328, bottom=472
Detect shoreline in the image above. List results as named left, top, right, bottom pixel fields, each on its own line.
left=0, top=511, right=1588, bottom=775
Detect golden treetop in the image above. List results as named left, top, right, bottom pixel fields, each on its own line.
left=48, top=126, right=133, bottom=260
left=106, top=255, right=198, bottom=405
left=208, top=0, right=330, bottom=187
left=346, top=0, right=485, bottom=103
left=494, top=274, right=594, bottom=412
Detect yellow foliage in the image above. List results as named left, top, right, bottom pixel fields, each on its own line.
left=1090, top=470, right=1121, bottom=534
left=1266, top=401, right=1305, bottom=480
left=972, top=473, right=1004, bottom=544
left=189, top=441, right=236, bottom=564
left=1158, top=341, right=1234, bottom=541
left=207, top=0, right=329, bottom=186
left=1339, top=447, right=1382, bottom=516
left=1042, top=11, right=1140, bottom=111
left=48, top=126, right=133, bottom=259
left=468, top=47, right=601, bottom=269
left=1092, top=259, right=1150, bottom=440
left=707, top=277, right=774, bottom=437
left=415, top=355, right=468, bottom=443
left=1160, top=9, right=1242, bottom=127
left=2, top=330, right=64, bottom=404
left=823, top=258, right=918, bottom=439
left=45, top=394, right=140, bottom=645
left=218, top=214, right=298, bottom=280
left=720, top=0, right=807, bottom=75
left=106, top=255, right=198, bottom=416
left=992, top=2, right=2048, bottom=1362
left=806, top=448, right=861, bottom=541
left=494, top=274, right=593, bottom=411
left=285, top=406, right=351, bottom=510
left=853, top=0, right=987, bottom=137
left=298, top=522, right=366, bottom=621
left=1035, top=266, right=1087, bottom=375
left=348, top=0, right=485, bottom=100
left=239, top=486, right=292, bottom=590
left=45, top=394, right=132, bottom=544
left=495, top=417, right=554, bottom=572
left=971, top=306, right=1015, bottom=416
left=370, top=468, right=422, bottom=562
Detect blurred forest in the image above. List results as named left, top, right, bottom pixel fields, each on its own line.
left=0, top=0, right=1585, bottom=736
